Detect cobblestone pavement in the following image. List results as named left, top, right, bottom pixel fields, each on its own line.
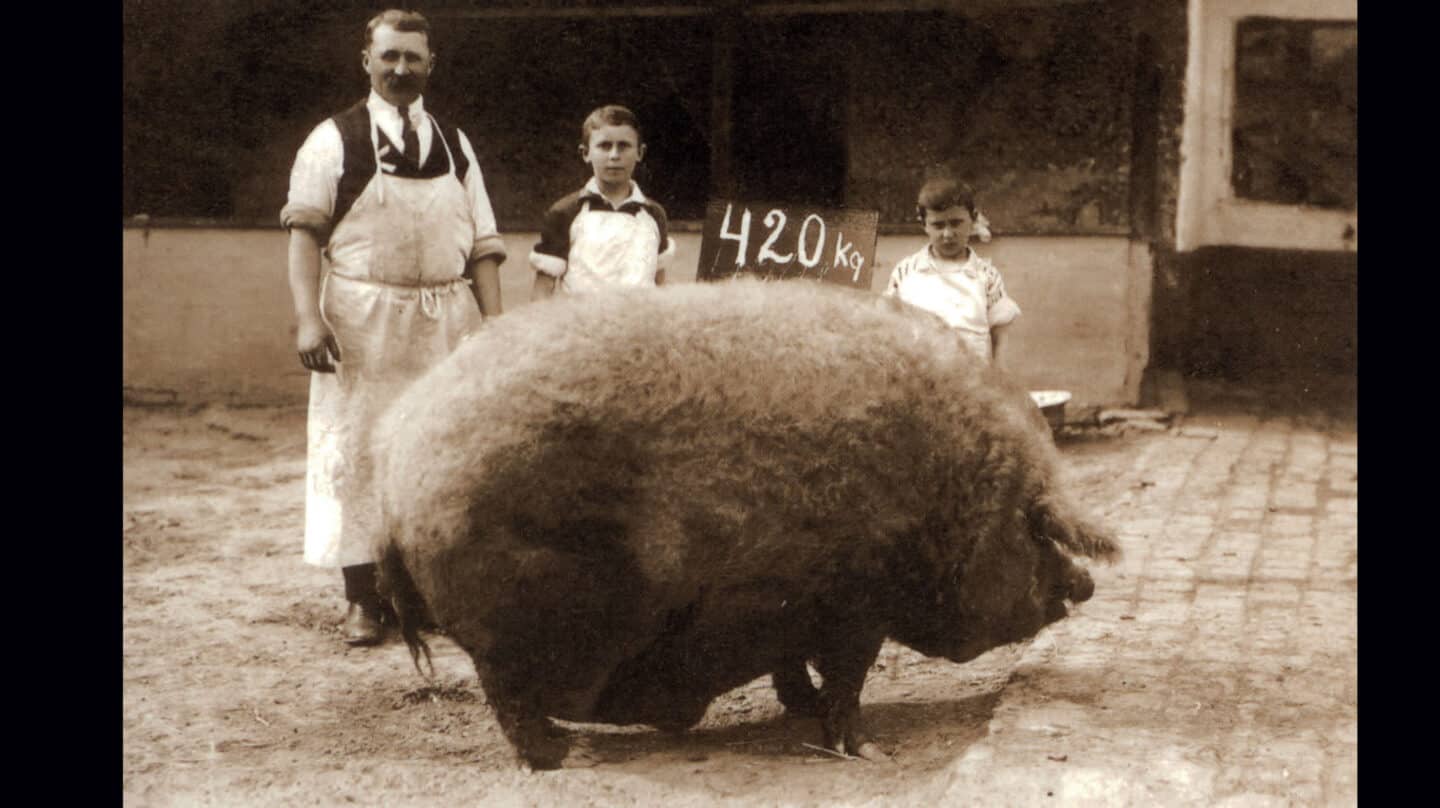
left=927, top=390, right=1358, bottom=806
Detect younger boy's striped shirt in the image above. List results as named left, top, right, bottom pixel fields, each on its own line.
left=883, top=245, right=1020, bottom=360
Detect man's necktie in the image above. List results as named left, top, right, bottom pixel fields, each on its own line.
left=399, top=105, right=420, bottom=167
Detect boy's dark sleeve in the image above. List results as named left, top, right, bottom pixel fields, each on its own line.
left=648, top=201, right=677, bottom=271
left=530, top=197, right=576, bottom=278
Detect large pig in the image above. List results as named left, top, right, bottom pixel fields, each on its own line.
left=373, top=279, right=1118, bottom=770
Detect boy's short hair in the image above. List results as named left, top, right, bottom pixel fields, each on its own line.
left=366, top=9, right=431, bottom=47
left=915, top=177, right=977, bottom=220
left=581, top=105, right=644, bottom=146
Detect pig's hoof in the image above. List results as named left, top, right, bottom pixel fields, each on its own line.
left=516, top=734, right=571, bottom=771
left=523, top=728, right=601, bottom=769
left=853, top=741, right=893, bottom=763
left=650, top=703, right=707, bottom=735
left=561, top=738, right=602, bottom=769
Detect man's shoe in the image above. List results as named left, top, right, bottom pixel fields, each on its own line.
left=343, top=602, right=386, bottom=646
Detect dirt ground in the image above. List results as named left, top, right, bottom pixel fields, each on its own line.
left=122, top=401, right=1150, bottom=807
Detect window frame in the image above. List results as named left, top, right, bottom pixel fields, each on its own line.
left=1176, top=0, right=1356, bottom=252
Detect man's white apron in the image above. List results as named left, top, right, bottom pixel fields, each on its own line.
left=304, top=132, right=482, bottom=567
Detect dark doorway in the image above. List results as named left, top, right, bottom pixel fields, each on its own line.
left=730, top=17, right=849, bottom=206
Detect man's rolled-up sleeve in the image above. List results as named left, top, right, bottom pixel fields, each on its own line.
left=280, top=121, right=342, bottom=234
left=457, top=131, right=507, bottom=265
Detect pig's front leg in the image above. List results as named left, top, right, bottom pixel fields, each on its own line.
left=813, top=633, right=891, bottom=762
left=771, top=657, right=821, bottom=716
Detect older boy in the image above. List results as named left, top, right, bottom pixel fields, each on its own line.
left=883, top=177, right=1020, bottom=366
left=530, top=105, right=676, bottom=298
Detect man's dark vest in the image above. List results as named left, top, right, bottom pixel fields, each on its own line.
left=330, top=100, right=471, bottom=232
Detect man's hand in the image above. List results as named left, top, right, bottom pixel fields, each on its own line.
left=287, top=228, right=336, bottom=372
left=465, top=256, right=503, bottom=317
left=297, top=318, right=341, bottom=373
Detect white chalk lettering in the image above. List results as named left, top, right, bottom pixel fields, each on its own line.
left=833, top=233, right=866, bottom=282
left=758, top=209, right=794, bottom=265
left=797, top=214, right=825, bottom=269
left=718, top=203, right=752, bottom=267
left=834, top=233, right=858, bottom=269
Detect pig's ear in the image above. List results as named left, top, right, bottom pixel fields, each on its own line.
left=957, top=528, right=1038, bottom=616
left=1030, top=495, right=1121, bottom=562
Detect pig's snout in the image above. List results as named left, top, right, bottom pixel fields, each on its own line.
left=1067, top=566, right=1095, bottom=603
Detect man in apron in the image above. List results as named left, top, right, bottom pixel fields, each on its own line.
left=280, top=9, right=507, bottom=646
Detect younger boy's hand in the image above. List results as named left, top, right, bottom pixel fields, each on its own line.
left=297, top=320, right=341, bottom=373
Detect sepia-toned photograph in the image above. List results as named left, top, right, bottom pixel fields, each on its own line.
left=123, top=1, right=1356, bottom=804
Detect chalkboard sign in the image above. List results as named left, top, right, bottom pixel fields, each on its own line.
left=697, top=201, right=879, bottom=289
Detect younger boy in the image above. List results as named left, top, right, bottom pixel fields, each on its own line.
left=530, top=105, right=676, bottom=298
left=883, top=177, right=1020, bottom=366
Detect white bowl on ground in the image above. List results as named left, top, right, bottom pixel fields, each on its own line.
left=1029, top=390, right=1072, bottom=431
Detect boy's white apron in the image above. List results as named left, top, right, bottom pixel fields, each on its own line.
left=304, top=135, right=482, bottom=567
left=560, top=201, right=662, bottom=293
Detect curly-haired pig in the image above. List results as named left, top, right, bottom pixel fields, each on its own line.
left=373, top=278, right=1118, bottom=770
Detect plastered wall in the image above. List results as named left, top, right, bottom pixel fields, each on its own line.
left=123, top=227, right=1150, bottom=413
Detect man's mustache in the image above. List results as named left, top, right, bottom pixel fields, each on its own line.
left=386, top=74, right=421, bottom=89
